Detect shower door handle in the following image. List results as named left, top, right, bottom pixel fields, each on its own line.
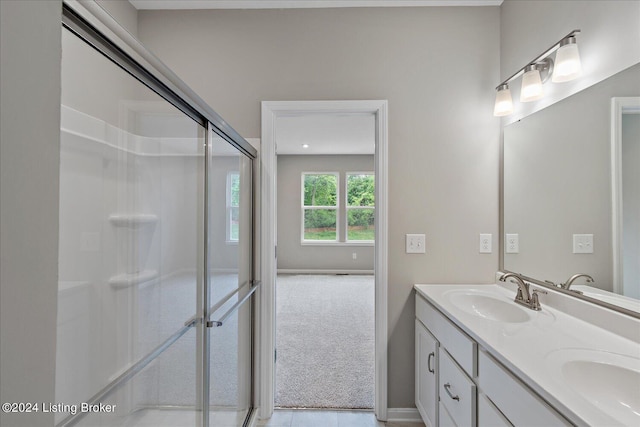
left=207, top=280, right=260, bottom=327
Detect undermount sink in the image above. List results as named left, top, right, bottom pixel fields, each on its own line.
left=547, top=348, right=640, bottom=426
left=445, top=290, right=530, bottom=323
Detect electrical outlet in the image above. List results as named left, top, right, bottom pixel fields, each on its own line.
left=506, top=233, right=519, bottom=253
left=352, top=252, right=357, bottom=260
left=479, top=234, right=492, bottom=253
left=406, top=234, right=426, bottom=254
left=573, top=234, right=594, bottom=254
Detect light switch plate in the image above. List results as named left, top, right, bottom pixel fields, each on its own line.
left=479, top=234, right=492, bottom=253
left=406, top=234, right=426, bottom=254
left=505, top=233, right=519, bottom=253
left=573, top=234, right=594, bottom=254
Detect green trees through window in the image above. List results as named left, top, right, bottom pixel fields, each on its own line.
left=302, top=172, right=374, bottom=242
left=303, top=174, right=338, bottom=240
left=347, top=174, right=375, bottom=241
left=228, top=172, right=240, bottom=241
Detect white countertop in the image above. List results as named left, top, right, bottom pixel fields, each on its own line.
left=414, top=282, right=640, bottom=427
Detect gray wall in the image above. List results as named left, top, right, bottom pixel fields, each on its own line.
left=138, top=6, right=501, bottom=408
left=0, top=1, right=61, bottom=426
left=277, top=155, right=375, bottom=272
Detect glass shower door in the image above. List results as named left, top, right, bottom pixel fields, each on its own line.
left=58, top=8, right=257, bottom=424
left=205, top=134, right=254, bottom=426
left=58, top=27, right=205, bottom=427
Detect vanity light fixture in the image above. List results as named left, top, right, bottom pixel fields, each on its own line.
left=493, top=84, right=514, bottom=116
left=552, top=35, right=582, bottom=82
left=493, top=30, right=581, bottom=116
left=520, top=63, right=545, bottom=102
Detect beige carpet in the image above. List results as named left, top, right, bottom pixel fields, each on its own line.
left=275, top=274, right=375, bottom=409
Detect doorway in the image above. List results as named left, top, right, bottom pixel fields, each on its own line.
left=260, top=101, right=389, bottom=420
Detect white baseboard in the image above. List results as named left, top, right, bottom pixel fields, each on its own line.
left=387, top=407, right=422, bottom=423
left=277, top=269, right=374, bottom=275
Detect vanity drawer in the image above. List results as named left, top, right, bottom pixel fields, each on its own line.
left=416, top=294, right=476, bottom=376
left=439, top=347, right=476, bottom=427
left=478, top=350, right=571, bottom=426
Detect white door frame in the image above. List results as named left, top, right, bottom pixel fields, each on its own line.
left=611, top=96, right=640, bottom=295
left=259, top=100, right=388, bottom=421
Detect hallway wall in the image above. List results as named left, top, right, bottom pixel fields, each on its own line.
left=0, top=2, right=61, bottom=426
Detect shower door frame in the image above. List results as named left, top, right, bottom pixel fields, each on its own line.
left=59, top=2, right=258, bottom=426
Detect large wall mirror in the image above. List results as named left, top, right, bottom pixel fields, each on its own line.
left=502, top=62, right=640, bottom=315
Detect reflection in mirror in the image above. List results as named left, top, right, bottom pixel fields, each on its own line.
left=613, top=98, right=640, bottom=301
left=503, top=62, right=640, bottom=314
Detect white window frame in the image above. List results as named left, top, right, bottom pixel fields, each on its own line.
left=301, top=172, right=340, bottom=245
left=226, top=171, right=240, bottom=244
left=345, top=171, right=375, bottom=244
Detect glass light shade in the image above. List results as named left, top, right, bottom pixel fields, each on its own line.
left=520, top=67, right=543, bottom=102
left=493, top=85, right=514, bottom=116
left=552, top=41, right=582, bottom=82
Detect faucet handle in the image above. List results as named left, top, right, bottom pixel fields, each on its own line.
left=531, top=288, right=547, bottom=311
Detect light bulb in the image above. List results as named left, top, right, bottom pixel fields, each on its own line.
left=493, top=84, right=514, bottom=117
left=520, top=64, right=543, bottom=102
left=552, top=37, right=582, bottom=82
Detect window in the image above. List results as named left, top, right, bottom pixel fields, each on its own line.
left=346, top=173, right=375, bottom=242
left=302, top=173, right=338, bottom=241
left=227, top=172, right=240, bottom=242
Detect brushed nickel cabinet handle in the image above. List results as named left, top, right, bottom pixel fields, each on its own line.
left=444, top=383, right=460, bottom=401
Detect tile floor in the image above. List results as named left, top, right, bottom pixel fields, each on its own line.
left=256, top=410, right=425, bottom=427
left=113, top=408, right=425, bottom=427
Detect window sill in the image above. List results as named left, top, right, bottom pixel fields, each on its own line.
left=301, top=241, right=374, bottom=247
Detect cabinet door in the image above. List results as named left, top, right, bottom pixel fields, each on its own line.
left=416, top=320, right=439, bottom=427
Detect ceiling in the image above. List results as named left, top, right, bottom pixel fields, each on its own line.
left=130, top=0, right=503, bottom=10
left=275, top=113, right=375, bottom=155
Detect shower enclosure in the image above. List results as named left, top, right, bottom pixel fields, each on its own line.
left=55, top=4, right=257, bottom=426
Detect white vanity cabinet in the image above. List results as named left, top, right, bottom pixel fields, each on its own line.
left=415, top=320, right=438, bottom=427
left=477, top=350, right=571, bottom=427
left=416, top=294, right=477, bottom=426
left=415, top=292, right=572, bottom=427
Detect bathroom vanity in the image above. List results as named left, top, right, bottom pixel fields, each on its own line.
left=414, top=280, right=640, bottom=427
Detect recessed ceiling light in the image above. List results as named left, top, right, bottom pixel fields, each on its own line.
left=302, top=144, right=310, bottom=149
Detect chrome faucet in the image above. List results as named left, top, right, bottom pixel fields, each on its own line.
left=563, top=273, right=594, bottom=291
left=499, top=272, right=547, bottom=311
left=500, top=272, right=530, bottom=307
